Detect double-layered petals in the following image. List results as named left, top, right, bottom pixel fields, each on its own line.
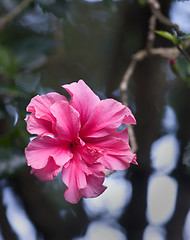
left=25, top=80, right=137, bottom=204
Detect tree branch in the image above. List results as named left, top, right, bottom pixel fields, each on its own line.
left=0, top=0, right=33, bottom=30
left=146, top=14, right=157, bottom=51
left=147, top=0, right=184, bottom=35
left=118, top=0, right=190, bottom=158
left=119, top=46, right=182, bottom=110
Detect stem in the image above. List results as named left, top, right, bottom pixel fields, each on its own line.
left=177, top=45, right=190, bottom=63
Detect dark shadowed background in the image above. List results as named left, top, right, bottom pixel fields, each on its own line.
left=0, top=0, right=190, bottom=239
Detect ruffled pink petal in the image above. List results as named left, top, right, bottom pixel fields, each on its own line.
left=27, top=92, right=67, bottom=121
left=62, top=155, right=87, bottom=189
left=81, top=99, right=136, bottom=139
left=25, top=136, right=73, bottom=169
left=122, top=109, right=136, bottom=125
left=62, top=158, right=83, bottom=204
left=81, top=163, right=107, bottom=199
left=30, top=157, right=62, bottom=181
left=63, top=80, right=100, bottom=127
left=62, top=154, right=106, bottom=204
left=115, top=128, right=138, bottom=165
left=63, top=181, right=82, bottom=204
left=26, top=92, right=67, bottom=136
left=50, top=100, right=81, bottom=142
left=99, top=153, right=137, bottom=170
left=86, top=136, right=137, bottom=170
left=115, top=127, right=129, bottom=142
left=26, top=113, right=53, bottom=136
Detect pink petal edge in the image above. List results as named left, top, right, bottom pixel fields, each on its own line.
left=81, top=98, right=136, bottom=138
left=30, top=157, right=62, bottom=181
left=62, top=80, right=100, bottom=128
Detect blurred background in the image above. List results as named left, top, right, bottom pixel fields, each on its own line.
left=0, top=0, right=190, bottom=239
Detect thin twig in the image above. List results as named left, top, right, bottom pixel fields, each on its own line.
left=148, top=0, right=190, bottom=62
left=127, top=124, right=138, bottom=153
left=0, top=0, right=33, bottom=30
left=177, top=45, right=190, bottom=63
left=146, top=14, right=157, bottom=51
left=120, top=58, right=139, bottom=104
left=120, top=46, right=180, bottom=96
left=119, top=36, right=190, bottom=100
left=116, top=0, right=190, bottom=177
left=118, top=42, right=190, bottom=155
left=147, top=0, right=184, bottom=36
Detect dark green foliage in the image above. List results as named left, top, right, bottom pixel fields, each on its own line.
left=138, top=0, right=147, bottom=5
left=0, top=46, right=18, bottom=78
left=170, top=57, right=190, bottom=85
left=0, top=0, right=61, bottom=178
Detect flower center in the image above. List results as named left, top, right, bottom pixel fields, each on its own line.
left=85, top=146, right=104, bottom=160
left=74, top=137, right=85, bottom=146
left=70, top=137, right=85, bottom=152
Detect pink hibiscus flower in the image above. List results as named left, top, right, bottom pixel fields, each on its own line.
left=25, top=80, right=137, bottom=204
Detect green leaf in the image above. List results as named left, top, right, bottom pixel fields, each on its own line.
left=180, top=41, right=186, bottom=51
left=0, top=46, right=18, bottom=79
left=155, top=30, right=175, bottom=42
left=179, top=33, right=190, bottom=40
left=138, top=0, right=147, bottom=5
left=171, top=57, right=190, bottom=86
